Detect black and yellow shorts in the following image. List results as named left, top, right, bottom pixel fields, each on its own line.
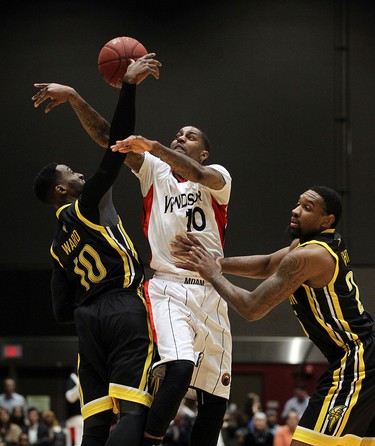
left=294, top=334, right=375, bottom=446
left=74, top=289, right=154, bottom=420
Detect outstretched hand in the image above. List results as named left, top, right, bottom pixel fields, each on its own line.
left=171, top=234, right=223, bottom=278
left=32, top=83, right=76, bottom=113
left=110, top=135, right=154, bottom=154
left=178, top=246, right=222, bottom=282
left=124, top=53, right=162, bottom=85
left=171, top=234, right=203, bottom=259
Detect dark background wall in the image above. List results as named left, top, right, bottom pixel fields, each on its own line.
left=1, top=0, right=375, bottom=339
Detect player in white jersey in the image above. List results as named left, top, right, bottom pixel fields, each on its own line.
left=111, top=128, right=232, bottom=446
left=29, top=81, right=232, bottom=446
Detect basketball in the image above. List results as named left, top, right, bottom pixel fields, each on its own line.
left=97, top=36, right=148, bottom=88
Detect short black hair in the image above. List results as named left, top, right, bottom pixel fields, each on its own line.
left=199, top=129, right=211, bottom=152
left=33, top=162, right=59, bottom=204
left=309, top=186, right=342, bottom=227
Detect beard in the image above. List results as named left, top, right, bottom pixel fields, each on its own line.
left=286, top=224, right=301, bottom=240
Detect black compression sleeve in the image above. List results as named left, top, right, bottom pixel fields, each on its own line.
left=80, top=83, right=136, bottom=210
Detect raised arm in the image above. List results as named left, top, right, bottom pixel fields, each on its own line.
left=111, top=136, right=226, bottom=189
left=32, top=83, right=110, bottom=147
left=81, top=54, right=161, bottom=209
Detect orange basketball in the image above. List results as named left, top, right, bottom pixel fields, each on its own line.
left=98, top=36, right=147, bottom=88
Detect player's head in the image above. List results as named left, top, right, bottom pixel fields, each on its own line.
left=33, top=162, right=85, bottom=207
left=170, top=126, right=211, bottom=164
left=309, top=186, right=342, bottom=227
left=287, top=186, right=342, bottom=240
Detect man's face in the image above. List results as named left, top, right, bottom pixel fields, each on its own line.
left=4, top=379, right=15, bottom=395
left=287, top=190, right=330, bottom=239
left=56, top=164, right=85, bottom=198
left=170, top=126, right=208, bottom=164
left=28, top=410, right=39, bottom=425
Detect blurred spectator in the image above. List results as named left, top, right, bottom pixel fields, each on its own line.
left=224, top=406, right=248, bottom=445
left=40, top=411, right=65, bottom=446
left=244, top=412, right=273, bottom=446
left=273, top=410, right=299, bottom=446
left=280, top=384, right=309, bottom=420
left=244, top=393, right=262, bottom=427
left=10, top=407, right=26, bottom=429
left=0, top=379, right=27, bottom=415
left=221, top=409, right=241, bottom=446
left=17, top=434, right=29, bottom=446
left=0, top=407, right=22, bottom=446
left=265, top=409, right=280, bottom=436
left=22, top=408, right=51, bottom=446
left=162, top=399, right=195, bottom=445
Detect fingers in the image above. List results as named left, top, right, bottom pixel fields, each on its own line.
left=44, top=101, right=58, bottom=113
left=188, top=246, right=206, bottom=260
left=174, top=261, right=197, bottom=272
left=173, top=235, right=195, bottom=249
left=110, top=136, right=135, bottom=151
left=32, top=90, right=49, bottom=108
left=32, top=83, right=52, bottom=108
left=186, top=233, right=203, bottom=247
left=170, top=250, right=191, bottom=259
left=110, top=143, right=130, bottom=153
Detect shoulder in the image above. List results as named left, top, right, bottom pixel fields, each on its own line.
left=289, top=241, right=336, bottom=287
left=206, top=164, right=231, bottom=180
left=281, top=244, right=329, bottom=274
left=139, top=151, right=167, bottom=173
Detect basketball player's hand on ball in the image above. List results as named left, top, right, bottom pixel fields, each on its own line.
left=32, top=83, right=77, bottom=113
left=124, top=53, right=162, bottom=85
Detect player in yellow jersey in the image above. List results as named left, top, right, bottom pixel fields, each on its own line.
left=173, top=186, right=375, bottom=446
left=32, top=55, right=161, bottom=446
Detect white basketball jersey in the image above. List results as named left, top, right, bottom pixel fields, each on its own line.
left=134, top=152, right=231, bottom=275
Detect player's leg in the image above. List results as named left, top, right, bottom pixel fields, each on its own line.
left=75, top=304, right=114, bottom=446
left=189, top=390, right=227, bottom=446
left=187, top=285, right=231, bottom=446
left=81, top=410, right=113, bottom=446
left=105, top=291, right=156, bottom=445
left=104, top=401, right=148, bottom=446
left=142, top=360, right=195, bottom=445
left=142, top=278, right=198, bottom=444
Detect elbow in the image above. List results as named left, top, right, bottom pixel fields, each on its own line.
left=243, top=312, right=262, bottom=322
left=242, top=306, right=268, bottom=322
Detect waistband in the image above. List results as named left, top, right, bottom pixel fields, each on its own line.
left=153, top=271, right=209, bottom=287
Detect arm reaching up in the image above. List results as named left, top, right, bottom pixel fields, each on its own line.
left=31, top=53, right=162, bottom=150
left=32, top=82, right=110, bottom=147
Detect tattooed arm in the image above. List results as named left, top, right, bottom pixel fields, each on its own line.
left=32, top=83, right=151, bottom=172
left=184, top=243, right=335, bottom=321
left=111, top=136, right=225, bottom=189
left=32, top=83, right=110, bottom=147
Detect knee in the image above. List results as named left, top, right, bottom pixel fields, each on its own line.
left=119, top=400, right=148, bottom=417
left=164, top=360, right=194, bottom=387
